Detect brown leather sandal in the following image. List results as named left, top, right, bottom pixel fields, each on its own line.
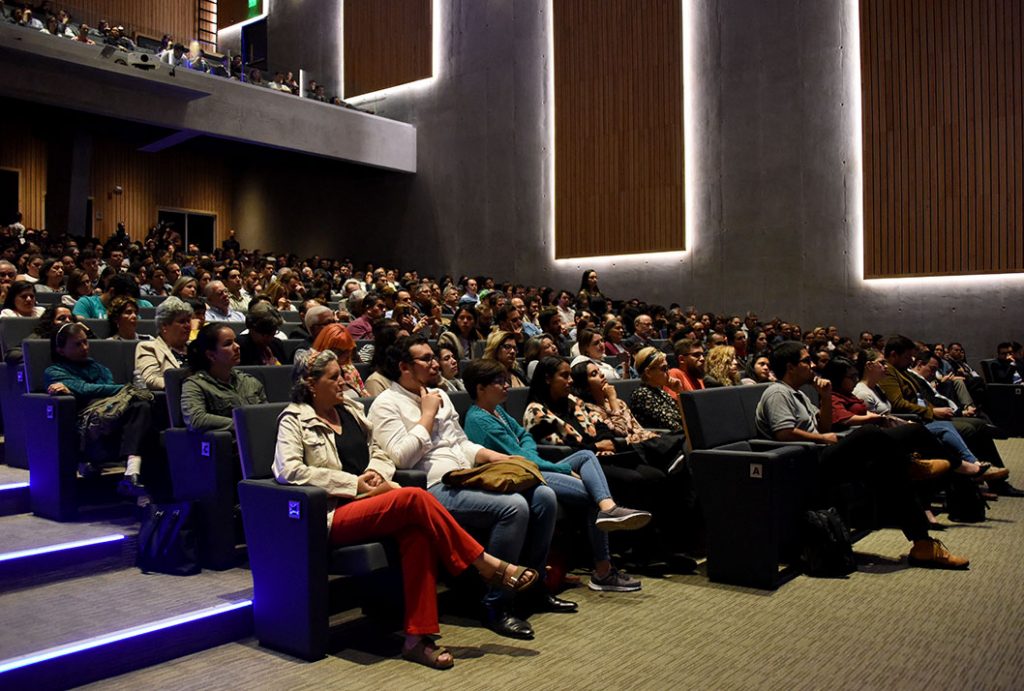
left=402, top=638, right=454, bottom=670
left=485, top=560, right=539, bottom=592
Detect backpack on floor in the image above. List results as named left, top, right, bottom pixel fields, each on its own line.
left=800, top=508, right=856, bottom=577
left=137, top=502, right=200, bottom=576
left=947, top=478, right=987, bottom=523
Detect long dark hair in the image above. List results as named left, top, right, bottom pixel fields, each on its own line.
left=3, top=280, right=35, bottom=312
left=186, top=323, right=232, bottom=372
left=569, top=360, right=596, bottom=402
left=451, top=304, right=482, bottom=341
left=370, top=323, right=403, bottom=376
left=527, top=356, right=569, bottom=409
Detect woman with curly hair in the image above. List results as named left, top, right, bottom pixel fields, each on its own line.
left=703, top=345, right=741, bottom=388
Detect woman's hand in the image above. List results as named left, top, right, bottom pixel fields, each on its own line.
left=666, top=375, right=683, bottom=393
left=362, top=470, right=384, bottom=487
left=595, top=439, right=615, bottom=452
left=47, top=382, right=71, bottom=395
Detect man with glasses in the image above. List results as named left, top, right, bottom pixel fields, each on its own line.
left=755, top=341, right=969, bottom=569
left=668, top=338, right=706, bottom=393
left=369, top=335, right=557, bottom=640
left=496, top=304, right=526, bottom=347
left=346, top=292, right=385, bottom=340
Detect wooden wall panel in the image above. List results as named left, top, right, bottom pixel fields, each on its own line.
left=861, top=0, right=1024, bottom=278
left=0, top=133, right=47, bottom=230
left=88, top=137, right=233, bottom=244
left=343, top=0, right=432, bottom=99
left=553, top=0, right=684, bottom=259
left=67, top=0, right=198, bottom=45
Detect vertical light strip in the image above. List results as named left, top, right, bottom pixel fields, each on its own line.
left=548, top=1, right=691, bottom=266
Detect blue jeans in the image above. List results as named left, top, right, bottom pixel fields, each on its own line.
left=543, top=450, right=614, bottom=563
left=429, top=482, right=557, bottom=606
left=925, top=421, right=978, bottom=462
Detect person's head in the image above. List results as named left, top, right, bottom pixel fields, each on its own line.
left=155, top=296, right=193, bottom=349
left=171, top=275, right=198, bottom=299
left=452, top=304, right=479, bottom=339
left=107, top=296, right=138, bottom=337
left=577, top=329, right=605, bottom=360
left=705, top=345, right=740, bottom=386
left=674, top=338, right=706, bottom=377
left=635, top=347, right=669, bottom=387
left=496, top=304, right=523, bottom=337
left=24, top=254, right=43, bottom=278
left=527, top=356, right=572, bottom=406
left=883, top=335, right=917, bottom=369
left=913, top=350, right=941, bottom=380
left=52, top=322, right=90, bottom=362
left=78, top=250, right=99, bottom=277
left=204, top=280, right=230, bottom=312
left=291, top=349, right=344, bottom=407
left=537, top=308, right=562, bottom=337
left=369, top=323, right=403, bottom=374
left=633, top=314, right=654, bottom=339
left=312, top=323, right=356, bottom=365
left=187, top=323, right=239, bottom=372
left=768, top=340, right=813, bottom=384
left=465, top=277, right=478, bottom=295
left=0, top=260, right=17, bottom=288
left=245, top=304, right=284, bottom=346
left=35, top=305, right=74, bottom=340
left=361, top=292, right=386, bottom=321
left=437, top=344, right=460, bottom=381
left=744, top=354, right=775, bottom=383
left=386, top=335, right=439, bottom=388
left=946, top=342, right=965, bottom=362
left=464, top=358, right=511, bottom=405
left=40, top=258, right=64, bottom=289
left=728, top=327, right=748, bottom=355
left=823, top=357, right=858, bottom=395
left=304, top=305, right=337, bottom=341
left=65, top=269, right=93, bottom=298
left=995, top=341, right=1015, bottom=363
left=223, top=266, right=242, bottom=294
left=523, top=334, right=558, bottom=364
left=603, top=319, right=625, bottom=344
left=856, top=348, right=886, bottom=385
left=3, top=280, right=36, bottom=315
left=569, top=358, right=606, bottom=402
left=483, top=330, right=519, bottom=369
left=859, top=331, right=875, bottom=350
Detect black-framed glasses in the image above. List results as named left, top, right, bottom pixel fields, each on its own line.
left=799, top=356, right=813, bottom=364
left=411, top=354, right=439, bottom=364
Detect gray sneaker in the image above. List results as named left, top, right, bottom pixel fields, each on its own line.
left=595, top=505, right=652, bottom=532
left=588, top=568, right=642, bottom=592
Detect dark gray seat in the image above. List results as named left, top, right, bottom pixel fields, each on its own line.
left=238, top=365, right=294, bottom=403
left=0, top=317, right=41, bottom=355
left=978, top=358, right=1024, bottom=436
left=235, top=402, right=425, bottom=661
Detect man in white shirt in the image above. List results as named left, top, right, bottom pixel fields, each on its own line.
left=369, top=335, right=560, bottom=639
left=204, top=281, right=245, bottom=322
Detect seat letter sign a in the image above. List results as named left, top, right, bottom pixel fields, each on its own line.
left=750, top=463, right=763, bottom=479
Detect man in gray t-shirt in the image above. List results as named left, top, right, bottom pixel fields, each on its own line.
left=756, top=382, right=820, bottom=439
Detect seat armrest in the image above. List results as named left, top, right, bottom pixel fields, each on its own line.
left=536, top=444, right=573, bottom=461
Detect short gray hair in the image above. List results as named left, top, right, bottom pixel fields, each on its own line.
left=290, top=349, right=338, bottom=404
left=154, top=296, right=193, bottom=328
left=305, top=305, right=333, bottom=331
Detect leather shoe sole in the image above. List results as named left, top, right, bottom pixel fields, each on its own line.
left=483, top=611, right=534, bottom=639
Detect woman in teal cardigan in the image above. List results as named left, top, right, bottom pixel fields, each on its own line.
left=462, top=359, right=650, bottom=593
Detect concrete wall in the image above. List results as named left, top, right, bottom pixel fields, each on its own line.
left=292, top=0, right=1021, bottom=359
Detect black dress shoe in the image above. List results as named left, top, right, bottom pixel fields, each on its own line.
left=532, top=593, right=579, bottom=614
left=483, top=607, right=534, bottom=639
left=117, top=474, right=146, bottom=498
left=665, top=552, right=699, bottom=573
left=992, top=482, right=1024, bottom=497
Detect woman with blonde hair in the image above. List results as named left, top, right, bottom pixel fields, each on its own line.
left=704, top=345, right=741, bottom=388
left=481, top=330, right=528, bottom=387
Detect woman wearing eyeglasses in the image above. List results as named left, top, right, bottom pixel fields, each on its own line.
left=629, top=347, right=685, bottom=433
left=481, top=330, right=528, bottom=387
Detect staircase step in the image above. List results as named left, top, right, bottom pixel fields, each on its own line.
left=0, top=480, right=29, bottom=516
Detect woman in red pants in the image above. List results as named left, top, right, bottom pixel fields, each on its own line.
left=275, top=349, right=537, bottom=670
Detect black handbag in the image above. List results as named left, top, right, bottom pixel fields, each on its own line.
left=136, top=502, right=201, bottom=576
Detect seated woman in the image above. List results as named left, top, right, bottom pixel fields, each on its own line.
left=170, top=275, right=198, bottom=301
left=34, top=259, right=65, bottom=294
left=740, top=353, right=775, bottom=385
left=603, top=319, right=630, bottom=360
left=277, top=349, right=538, bottom=670
left=436, top=344, right=465, bottom=393
left=463, top=360, right=648, bottom=592
left=575, top=329, right=630, bottom=380
left=1, top=280, right=44, bottom=318
left=181, top=323, right=267, bottom=432
left=524, top=356, right=696, bottom=570
left=703, top=345, right=740, bottom=388
left=107, top=296, right=150, bottom=341
left=852, top=351, right=1005, bottom=481
left=522, top=334, right=559, bottom=381
left=135, top=297, right=193, bottom=390
left=570, top=357, right=686, bottom=473
left=311, top=323, right=368, bottom=397
left=481, top=330, right=528, bottom=387
left=363, top=324, right=406, bottom=396
left=237, top=304, right=287, bottom=366
left=437, top=304, right=482, bottom=360
left=628, top=347, right=685, bottom=433
left=61, top=269, right=94, bottom=309
left=44, top=322, right=152, bottom=496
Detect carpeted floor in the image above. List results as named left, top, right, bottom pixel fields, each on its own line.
left=81, top=439, right=1024, bottom=690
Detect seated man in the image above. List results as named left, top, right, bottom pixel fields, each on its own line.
left=668, top=338, right=706, bottom=395
left=369, top=335, right=559, bottom=640
left=878, top=335, right=1020, bottom=497
left=989, top=341, right=1024, bottom=384
left=537, top=308, right=570, bottom=356
left=623, top=314, right=658, bottom=354
left=346, top=292, right=384, bottom=341
left=72, top=274, right=153, bottom=319
left=204, top=281, right=245, bottom=322
left=755, top=341, right=968, bottom=569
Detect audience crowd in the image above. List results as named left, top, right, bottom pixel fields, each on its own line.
left=3, top=213, right=1023, bottom=670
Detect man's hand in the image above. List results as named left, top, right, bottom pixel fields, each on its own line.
left=666, top=376, right=683, bottom=394
left=819, top=432, right=839, bottom=444
left=932, top=407, right=954, bottom=420
left=420, top=387, right=443, bottom=416
left=814, top=376, right=832, bottom=399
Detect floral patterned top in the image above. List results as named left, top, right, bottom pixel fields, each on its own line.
left=523, top=395, right=607, bottom=448
left=629, top=383, right=684, bottom=433
left=341, top=362, right=369, bottom=398
left=580, top=398, right=658, bottom=445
